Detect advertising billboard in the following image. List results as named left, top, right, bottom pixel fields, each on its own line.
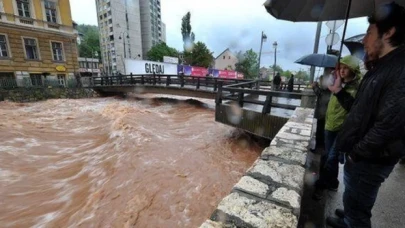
left=177, top=65, right=208, bottom=77
left=125, top=59, right=178, bottom=75
left=163, top=56, right=179, bottom=64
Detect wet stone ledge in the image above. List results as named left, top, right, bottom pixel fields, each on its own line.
left=0, top=88, right=99, bottom=102
left=201, top=108, right=315, bottom=228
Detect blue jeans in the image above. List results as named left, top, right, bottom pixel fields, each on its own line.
left=316, top=130, right=340, bottom=189
left=343, top=156, right=395, bottom=227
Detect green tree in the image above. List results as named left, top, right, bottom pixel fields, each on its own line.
left=181, top=12, right=195, bottom=50
left=281, top=70, right=293, bottom=77
left=146, top=42, right=178, bottom=62
left=295, top=70, right=310, bottom=81
left=183, top=42, right=214, bottom=68
left=272, top=65, right=284, bottom=74
left=235, top=49, right=258, bottom=79
left=77, top=24, right=100, bottom=58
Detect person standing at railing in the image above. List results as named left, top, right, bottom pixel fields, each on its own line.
left=312, top=55, right=362, bottom=201
left=287, top=74, right=294, bottom=92
left=273, top=72, right=281, bottom=90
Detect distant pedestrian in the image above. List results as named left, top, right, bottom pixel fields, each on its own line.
left=273, top=72, right=281, bottom=90
left=312, top=55, right=361, bottom=201
left=287, top=74, right=294, bottom=92
left=326, top=3, right=405, bottom=227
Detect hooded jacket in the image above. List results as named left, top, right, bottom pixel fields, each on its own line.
left=335, top=46, right=405, bottom=165
left=325, top=56, right=362, bottom=132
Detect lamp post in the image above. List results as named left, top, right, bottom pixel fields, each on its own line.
left=258, top=31, right=267, bottom=80
left=91, top=51, right=99, bottom=77
left=119, top=32, right=130, bottom=59
left=273, top=41, right=278, bottom=77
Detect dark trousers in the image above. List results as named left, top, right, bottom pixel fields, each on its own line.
left=343, top=157, right=395, bottom=227
left=316, top=130, right=340, bottom=189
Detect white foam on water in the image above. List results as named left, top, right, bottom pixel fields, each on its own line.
left=33, top=212, right=61, bottom=228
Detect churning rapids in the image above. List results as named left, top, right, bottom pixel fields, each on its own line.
left=0, top=96, right=263, bottom=227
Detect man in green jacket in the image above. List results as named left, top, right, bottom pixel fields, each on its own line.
left=313, top=55, right=362, bottom=200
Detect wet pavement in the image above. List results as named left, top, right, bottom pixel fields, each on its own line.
left=299, top=150, right=405, bottom=228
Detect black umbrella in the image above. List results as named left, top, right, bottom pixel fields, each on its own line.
left=264, top=0, right=405, bottom=65
left=295, top=53, right=338, bottom=68
left=343, top=34, right=366, bottom=60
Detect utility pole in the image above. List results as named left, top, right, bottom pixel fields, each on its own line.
left=310, top=21, right=322, bottom=83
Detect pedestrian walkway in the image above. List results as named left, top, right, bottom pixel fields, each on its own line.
left=298, top=150, right=405, bottom=227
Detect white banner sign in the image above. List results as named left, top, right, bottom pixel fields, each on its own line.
left=125, top=59, right=178, bottom=75
left=163, top=56, right=179, bottom=64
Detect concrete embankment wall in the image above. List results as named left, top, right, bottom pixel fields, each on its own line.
left=201, top=107, right=315, bottom=228
left=0, top=88, right=99, bottom=102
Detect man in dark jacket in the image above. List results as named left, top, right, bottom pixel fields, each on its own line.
left=326, top=2, right=405, bottom=228
left=273, top=72, right=281, bottom=90
left=287, top=74, right=294, bottom=92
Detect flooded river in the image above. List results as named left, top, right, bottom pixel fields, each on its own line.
left=0, top=96, right=262, bottom=227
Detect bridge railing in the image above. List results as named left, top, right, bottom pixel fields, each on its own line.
left=88, top=74, right=256, bottom=91
left=216, top=80, right=306, bottom=114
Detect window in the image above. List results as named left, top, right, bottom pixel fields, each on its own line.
left=16, top=0, right=30, bottom=18
left=30, top=74, right=42, bottom=86
left=99, top=15, right=103, bottom=20
left=51, top=41, right=63, bottom=61
left=0, top=35, right=9, bottom=58
left=44, top=1, right=57, bottom=23
left=57, top=74, right=65, bottom=86
left=23, top=38, right=39, bottom=60
left=229, top=56, right=231, bottom=59
left=223, top=56, right=225, bottom=59
left=109, top=27, right=113, bottom=32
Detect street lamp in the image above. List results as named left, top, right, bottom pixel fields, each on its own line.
left=273, top=41, right=278, bottom=77
left=258, top=31, right=267, bottom=79
left=119, top=32, right=130, bottom=59
left=91, top=51, right=99, bottom=77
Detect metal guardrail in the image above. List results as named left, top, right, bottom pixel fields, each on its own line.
left=216, top=81, right=309, bottom=114
left=89, top=74, right=254, bottom=92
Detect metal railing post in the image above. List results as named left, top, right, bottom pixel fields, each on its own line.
left=238, top=92, right=244, bottom=107
left=197, top=77, right=200, bottom=89
left=215, top=81, right=223, bottom=105
left=262, top=94, right=272, bottom=114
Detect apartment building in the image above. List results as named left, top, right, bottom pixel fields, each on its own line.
left=96, top=0, right=166, bottom=75
left=139, top=0, right=164, bottom=57
left=96, top=0, right=142, bottom=75
left=0, top=0, right=78, bottom=87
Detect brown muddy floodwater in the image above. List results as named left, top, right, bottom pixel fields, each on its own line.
left=0, top=96, right=263, bottom=228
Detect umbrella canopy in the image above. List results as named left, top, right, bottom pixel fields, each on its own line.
left=264, top=0, right=405, bottom=22
left=343, top=34, right=366, bottom=59
left=295, top=53, right=338, bottom=68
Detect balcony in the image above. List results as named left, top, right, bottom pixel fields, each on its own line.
left=47, top=22, right=61, bottom=30
left=19, top=17, right=34, bottom=25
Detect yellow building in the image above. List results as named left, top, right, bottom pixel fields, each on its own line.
left=0, top=0, right=78, bottom=87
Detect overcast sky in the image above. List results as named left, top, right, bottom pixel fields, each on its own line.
left=70, top=0, right=369, bottom=73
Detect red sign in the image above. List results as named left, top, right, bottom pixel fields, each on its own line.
left=191, top=66, right=208, bottom=77
left=218, top=70, right=238, bottom=79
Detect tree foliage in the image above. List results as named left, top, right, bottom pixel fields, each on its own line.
left=295, top=70, right=310, bottom=81
left=181, top=12, right=195, bottom=50
left=183, top=42, right=214, bottom=68
left=77, top=24, right=100, bottom=58
left=272, top=65, right=284, bottom=75
left=146, top=42, right=178, bottom=62
left=235, top=49, right=259, bottom=79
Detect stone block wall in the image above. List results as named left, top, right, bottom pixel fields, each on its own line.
left=0, top=88, right=99, bottom=102
left=201, top=108, right=315, bottom=228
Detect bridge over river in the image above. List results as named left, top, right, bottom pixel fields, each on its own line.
left=86, top=74, right=316, bottom=139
